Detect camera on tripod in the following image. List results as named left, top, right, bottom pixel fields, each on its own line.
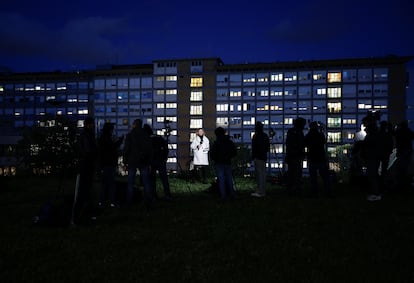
left=269, top=128, right=275, bottom=139
left=164, top=119, right=172, bottom=137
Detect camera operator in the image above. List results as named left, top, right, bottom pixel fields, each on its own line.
left=190, top=128, right=210, bottom=183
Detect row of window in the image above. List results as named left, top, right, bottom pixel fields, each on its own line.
left=217, top=68, right=388, bottom=85
left=215, top=100, right=387, bottom=112
left=2, top=108, right=89, bottom=116
left=216, top=85, right=388, bottom=98
left=0, top=82, right=89, bottom=92
left=0, top=67, right=388, bottom=94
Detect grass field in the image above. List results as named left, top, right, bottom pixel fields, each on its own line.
left=1, top=174, right=414, bottom=282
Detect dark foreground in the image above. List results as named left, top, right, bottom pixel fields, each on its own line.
left=1, top=175, right=414, bottom=283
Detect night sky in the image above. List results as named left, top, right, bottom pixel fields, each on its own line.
left=1, top=0, right=413, bottom=73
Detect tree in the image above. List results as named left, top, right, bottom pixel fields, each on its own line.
left=19, top=116, right=79, bottom=176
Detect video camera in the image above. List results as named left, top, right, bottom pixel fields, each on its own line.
left=164, top=119, right=172, bottom=137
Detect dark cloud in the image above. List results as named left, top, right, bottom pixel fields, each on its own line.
left=0, top=12, right=145, bottom=68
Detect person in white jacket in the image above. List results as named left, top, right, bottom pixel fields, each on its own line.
left=190, top=128, right=210, bottom=183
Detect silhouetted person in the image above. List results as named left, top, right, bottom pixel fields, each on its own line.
left=73, top=117, right=98, bottom=225
left=123, top=119, right=153, bottom=207
left=377, top=121, right=394, bottom=193
left=251, top=121, right=270, bottom=198
left=98, top=122, right=123, bottom=207
left=143, top=124, right=172, bottom=201
left=210, top=127, right=237, bottom=201
left=393, top=120, right=414, bottom=193
left=285, top=117, right=306, bottom=196
left=361, top=116, right=382, bottom=201
left=305, top=121, right=331, bottom=197
left=190, top=128, right=210, bottom=183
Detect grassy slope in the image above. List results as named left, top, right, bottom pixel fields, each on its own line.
left=1, top=176, right=414, bottom=283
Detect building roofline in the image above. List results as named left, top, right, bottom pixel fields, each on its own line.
left=1, top=55, right=412, bottom=79
left=217, top=55, right=414, bottom=71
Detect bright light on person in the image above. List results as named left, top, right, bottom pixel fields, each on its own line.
left=354, top=124, right=367, bottom=141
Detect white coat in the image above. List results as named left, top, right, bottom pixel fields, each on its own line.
left=190, top=135, right=210, bottom=165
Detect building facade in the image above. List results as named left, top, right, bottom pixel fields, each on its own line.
left=0, top=56, right=412, bottom=175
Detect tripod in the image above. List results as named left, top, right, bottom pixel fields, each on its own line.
left=268, top=128, right=284, bottom=186
left=163, top=120, right=192, bottom=194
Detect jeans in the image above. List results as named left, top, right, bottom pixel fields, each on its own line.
left=100, top=166, right=116, bottom=204
left=287, top=159, right=303, bottom=194
left=215, top=164, right=235, bottom=200
left=150, top=160, right=171, bottom=198
left=73, top=161, right=95, bottom=224
left=127, top=166, right=152, bottom=204
left=309, top=162, right=331, bottom=196
left=254, top=159, right=266, bottom=195
left=366, top=159, right=380, bottom=195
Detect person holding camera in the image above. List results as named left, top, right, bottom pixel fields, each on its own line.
left=190, top=128, right=210, bottom=183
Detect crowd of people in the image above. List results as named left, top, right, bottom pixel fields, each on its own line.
left=72, top=115, right=414, bottom=225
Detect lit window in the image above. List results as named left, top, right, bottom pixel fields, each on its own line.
left=260, top=89, right=269, bottom=97
left=270, top=90, right=282, bottom=96
left=343, top=119, right=356, bottom=125
left=190, top=105, right=203, bottom=115
left=358, top=103, right=372, bottom=109
left=327, top=72, right=342, bottom=83
left=216, top=117, right=228, bottom=127
left=229, top=90, right=241, bottom=97
left=327, top=132, right=341, bottom=143
left=313, top=72, right=326, bottom=81
left=190, top=91, right=203, bottom=101
left=166, top=103, right=177, bottom=109
left=271, top=73, right=283, bottom=81
left=327, top=87, right=342, bottom=98
left=190, top=119, right=203, bottom=129
left=327, top=102, right=342, bottom=113
left=284, top=118, right=294, bottom=125
left=166, top=89, right=177, bottom=95
left=327, top=117, right=341, bottom=128
left=217, top=104, right=229, bottom=112
left=257, top=73, right=269, bottom=82
left=284, top=73, right=297, bottom=82
left=190, top=77, right=203, bottom=87
left=157, top=76, right=165, bottom=82
left=78, top=109, right=89, bottom=114
left=157, top=103, right=165, bottom=109
left=243, top=74, right=256, bottom=83
left=166, top=76, right=177, bottom=81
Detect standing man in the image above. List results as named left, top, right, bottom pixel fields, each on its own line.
left=98, top=122, right=124, bottom=207
left=190, top=128, right=210, bottom=184
left=393, top=120, right=414, bottom=193
left=210, top=127, right=237, bottom=201
left=123, top=119, right=153, bottom=207
left=143, top=124, right=172, bottom=201
left=361, top=116, right=382, bottom=201
left=251, top=121, right=270, bottom=198
left=304, top=121, right=331, bottom=197
left=73, top=117, right=98, bottom=225
left=285, top=117, right=306, bottom=196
